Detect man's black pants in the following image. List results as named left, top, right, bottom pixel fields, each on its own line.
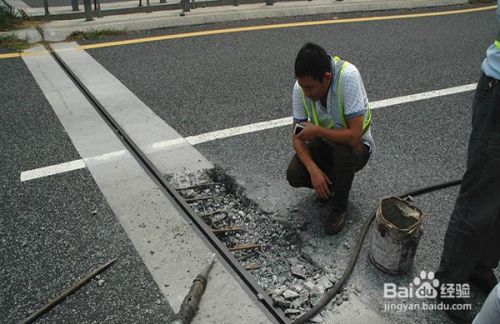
left=437, top=73, right=500, bottom=283
left=286, top=138, right=369, bottom=213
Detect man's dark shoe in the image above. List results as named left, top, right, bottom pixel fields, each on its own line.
left=325, top=210, right=345, bottom=235
left=470, top=270, right=498, bottom=295
left=436, top=294, right=473, bottom=324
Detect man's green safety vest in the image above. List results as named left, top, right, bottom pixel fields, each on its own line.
left=300, top=56, right=372, bottom=134
left=496, top=31, right=500, bottom=49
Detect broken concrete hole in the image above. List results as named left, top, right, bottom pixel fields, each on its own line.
left=168, top=167, right=350, bottom=321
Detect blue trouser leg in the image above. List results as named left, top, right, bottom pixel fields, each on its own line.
left=473, top=283, right=500, bottom=324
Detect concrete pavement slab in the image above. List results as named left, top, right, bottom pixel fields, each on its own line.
left=0, top=27, right=42, bottom=44
left=22, top=44, right=273, bottom=323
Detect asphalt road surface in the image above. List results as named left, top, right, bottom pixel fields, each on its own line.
left=2, top=4, right=499, bottom=324
left=83, top=6, right=498, bottom=323
left=0, top=58, right=174, bottom=323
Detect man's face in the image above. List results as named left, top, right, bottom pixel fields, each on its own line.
left=297, top=73, right=332, bottom=101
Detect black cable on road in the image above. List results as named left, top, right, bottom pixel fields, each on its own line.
left=292, top=179, right=462, bottom=324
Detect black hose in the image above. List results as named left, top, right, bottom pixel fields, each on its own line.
left=292, top=179, right=462, bottom=324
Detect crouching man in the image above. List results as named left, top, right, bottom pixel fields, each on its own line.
left=286, top=43, right=374, bottom=235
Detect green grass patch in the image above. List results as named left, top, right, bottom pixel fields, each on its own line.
left=0, top=3, right=23, bottom=31
left=68, top=29, right=126, bottom=41
left=0, top=34, right=30, bottom=51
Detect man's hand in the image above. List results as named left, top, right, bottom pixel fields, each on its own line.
left=296, top=122, right=321, bottom=142
left=310, top=167, right=332, bottom=199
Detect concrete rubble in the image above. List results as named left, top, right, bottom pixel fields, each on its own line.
left=172, top=170, right=357, bottom=320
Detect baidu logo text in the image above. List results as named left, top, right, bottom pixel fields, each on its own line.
left=384, top=271, right=440, bottom=299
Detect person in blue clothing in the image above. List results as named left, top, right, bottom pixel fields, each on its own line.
left=473, top=283, right=500, bottom=324
left=435, top=3, right=500, bottom=324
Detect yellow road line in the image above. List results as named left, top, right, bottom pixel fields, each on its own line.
left=0, top=52, right=22, bottom=59
left=0, top=4, right=496, bottom=59
left=0, top=49, right=58, bottom=60
left=79, top=5, right=496, bottom=50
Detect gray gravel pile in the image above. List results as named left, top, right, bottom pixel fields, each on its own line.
left=171, top=169, right=351, bottom=321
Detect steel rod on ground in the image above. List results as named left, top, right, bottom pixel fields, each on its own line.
left=20, top=258, right=116, bottom=324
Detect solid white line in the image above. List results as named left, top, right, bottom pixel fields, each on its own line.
left=188, top=116, right=292, bottom=145
left=20, top=160, right=87, bottom=182
left=20, top=83, right=477, bottom=182
left=370, top=83, right=477, bottom=109
left=19, top=150, right=128, bottom=182
left=85, top=149, right=127, bottom=161
left=151, top=117, right=292, bottom=149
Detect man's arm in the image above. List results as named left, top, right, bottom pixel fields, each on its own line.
left=296, top=116, right=364, bottom=151
left=292, top=126, right=332, bottom=199
left=291, top=81, right=333, bottom=199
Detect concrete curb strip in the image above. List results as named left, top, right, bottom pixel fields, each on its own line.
left=0, top=28, right=41, bottom=43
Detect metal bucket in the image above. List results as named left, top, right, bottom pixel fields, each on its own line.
left=369, top=197, right=424, bottom=275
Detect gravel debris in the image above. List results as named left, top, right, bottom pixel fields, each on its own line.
left=283, top=289, right=300, bottom=300
left=171, top=169, right=344, bottom=319
left=291, top=264, right=307, bottom=279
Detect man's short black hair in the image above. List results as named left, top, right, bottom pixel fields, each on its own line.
left=294, top=43, right=332, bottom=82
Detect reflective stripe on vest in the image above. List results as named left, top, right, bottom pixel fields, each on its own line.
left=300, top=56, right=372, bottom=134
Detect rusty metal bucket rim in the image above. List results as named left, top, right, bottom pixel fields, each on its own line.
left=377, top=196, right=425, bottom=234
